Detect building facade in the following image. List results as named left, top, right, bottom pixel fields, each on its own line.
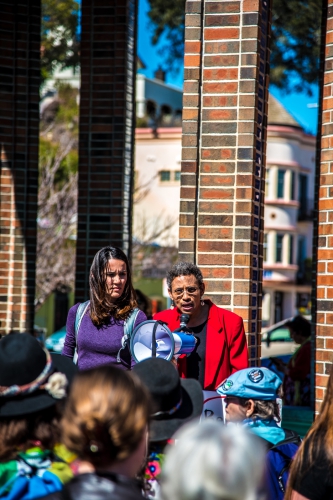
left=263, top=96, right=315, bottom=325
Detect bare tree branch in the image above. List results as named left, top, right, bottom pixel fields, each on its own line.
left=35, top=136, right=77, bottom=309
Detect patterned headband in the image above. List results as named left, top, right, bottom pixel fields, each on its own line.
left=0, top=348, right=53, bottom=398
left=151, top=397, right=183, bottom=418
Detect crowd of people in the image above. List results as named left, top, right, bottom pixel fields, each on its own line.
left=0, top=245, right=320, bottom=500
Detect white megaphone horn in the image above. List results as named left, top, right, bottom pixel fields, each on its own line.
left=130, top=318, right=196, bottom=363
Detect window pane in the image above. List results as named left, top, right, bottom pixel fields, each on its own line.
left=299, top=174, right=308, bottom=216
left=265, top=169, right=270, bottom=198
left=277, top=169, right=285, bottom=198
left=289, top=235, right=294, bottom=264
left=160, top=170, right=171, bottom=182
left=276, top=234, right=283, bottom=262
left=174, top=171, right=181, bottom=181
left=291, top=171, right=296, bottom=200
left=263, top=234, right=268, bottom=262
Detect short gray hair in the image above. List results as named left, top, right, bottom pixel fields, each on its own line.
left=161, top=421, right=264, bottom=500
left=166, top=262, right=204, bottom=290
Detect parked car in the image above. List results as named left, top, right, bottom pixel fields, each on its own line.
left=261, top=318, right=297, bottom=378
left=45, top=326, right=66, bottom=353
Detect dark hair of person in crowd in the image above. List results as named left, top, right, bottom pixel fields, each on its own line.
left=89, top=246, right=137, bottom=325
left=0, top=407, right=60, bottom=462
left=284, top=366, right=333, bottom=500
left=135, top=289, right=152, bottom=319
left=61, top=365, right=151, bottom=468
left=166, top=261, right=204, bottom=291
left=285, top=315, right=311, bottom=339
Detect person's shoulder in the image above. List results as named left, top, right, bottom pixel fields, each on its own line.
left=209, top=302, right=243, bottom=323
left=38, top=492, right=62, bottom=500
left=154, top=308, right=176, bottom=321
left=68, top=302, right=86, bottom=315
left=135, top=309, right=147, bottom=324
left=42, top=473, right=145, bottom=500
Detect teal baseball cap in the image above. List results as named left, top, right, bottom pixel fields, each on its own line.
left=217, top=367, right=282, bottom=401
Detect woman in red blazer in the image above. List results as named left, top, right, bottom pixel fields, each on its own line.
left=154, top=262, right=248, bottom=391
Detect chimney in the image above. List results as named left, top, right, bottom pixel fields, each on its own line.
left=154, top=67, right=165, bottom=82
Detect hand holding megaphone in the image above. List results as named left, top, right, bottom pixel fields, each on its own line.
left=130, top=318, right=196, bottom=363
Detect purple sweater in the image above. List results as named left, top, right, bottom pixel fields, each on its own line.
left=62, top=303, right=147, bottom=370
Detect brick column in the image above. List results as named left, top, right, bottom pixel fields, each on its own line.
left=0, top=1, right=40, bottom=334
left=76, top=0, right=138, bottom=301
left=180, top=0, right=271, bottom=363
left=314, top=1, right=333, bottom=410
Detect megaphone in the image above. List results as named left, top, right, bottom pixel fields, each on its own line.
left=130, top=320, right=196, bottom=363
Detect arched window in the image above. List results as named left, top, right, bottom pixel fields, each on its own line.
left=160, top=104, right=172, bottom=125
left=146, top=100, right=157, bottom=118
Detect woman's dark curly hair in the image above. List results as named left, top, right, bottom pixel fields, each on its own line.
left=166, top=262, right=204, bottom=291
left=89, top=246, right=137, bottom=325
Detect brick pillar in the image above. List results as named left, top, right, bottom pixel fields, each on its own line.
left=180, top=0, right=271, bottom=363
left=76, top=0, right=138, bottom=301
left=314, top=1, right=333, bottom=410
left=0, top=1, right=40, bottom=334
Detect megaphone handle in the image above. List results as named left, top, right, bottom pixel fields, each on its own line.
left=152, top=321, right=159, bottom=358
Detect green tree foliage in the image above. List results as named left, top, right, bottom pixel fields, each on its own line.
left=147, top=0, right=322, bottom=93
left=41, top=0, right=80, bottom=82
left=270, top=0, right=322, bottom=94
left=148, top=0, right=186, bottom=72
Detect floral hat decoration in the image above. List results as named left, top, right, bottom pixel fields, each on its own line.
left=0, top=333, right=78, bottom=417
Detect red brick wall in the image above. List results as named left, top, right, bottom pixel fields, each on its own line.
left=76, top=0, right=137, bottom=301
left=314, top=0, right=333, bottom=410
left=180, top=0, right=271, bottom=363
left=0, top=1, right=40, bottom=334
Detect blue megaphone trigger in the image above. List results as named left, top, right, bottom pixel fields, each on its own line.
left=130, top=320, right=196, bottom=364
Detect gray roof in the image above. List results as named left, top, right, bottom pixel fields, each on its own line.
left=268, top=94, right=301, bottom=128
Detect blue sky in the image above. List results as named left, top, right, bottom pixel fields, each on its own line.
left=137, top=0, right=319, bottom=135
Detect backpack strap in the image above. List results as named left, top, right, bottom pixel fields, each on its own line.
left=267, top=429, right=301, bottom=494
left=73, top=300, right=90, bottom=364
left=268, top=429, right=302, bottom=451
left=116, top=308, right=140, bottom=364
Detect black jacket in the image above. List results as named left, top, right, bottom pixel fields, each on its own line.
left=40, top=472, right=145, bottom=500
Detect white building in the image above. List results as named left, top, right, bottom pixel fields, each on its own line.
left=136, top=73, right=183, bottom=127
left=262, top=96, right=315, bottom=325
left=134, top=126, right=182, bottom=247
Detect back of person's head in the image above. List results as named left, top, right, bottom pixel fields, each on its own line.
left=285, top=315, right=311, bottom=338
left=160, top=420, right=265, bottom=500
left=135, top=289, right=152, bottom=318
left=61, top=365, right=151, bottom=468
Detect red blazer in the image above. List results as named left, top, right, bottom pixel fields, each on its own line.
left=154, top=300, right=248, bottom=390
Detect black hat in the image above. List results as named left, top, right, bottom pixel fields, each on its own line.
left=133, top=357, right=203, bottom=442
left=0, top=333, right=78, bottom=417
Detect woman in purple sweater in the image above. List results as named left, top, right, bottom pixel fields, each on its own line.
left=62, top=246, right=146, bottom=370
